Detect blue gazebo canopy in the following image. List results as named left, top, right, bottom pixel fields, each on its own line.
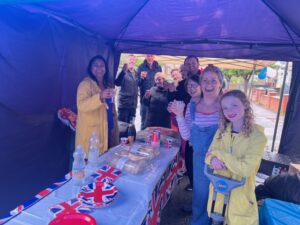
left=5, top=0, right=300, bottom=60
left=1, top=0, right=300, bottom=217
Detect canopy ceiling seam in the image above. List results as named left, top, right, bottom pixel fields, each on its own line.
left=280, top=20, right=300, bottom=58
left=115, top=38, right=300, bottom=48
left=114, top=0, right=150, bottom=49
left=261, top=0, right=300, bottom=39
left=205, top=59, right=260, bottom=70
left=120, top=45, right=250, bottom=55
left=154, top=55, right=267, bottom=68
left=14, top=5, right=104, bottom=41
left=122, top=44, right=297, bottom=61
left=261, top=0, right=300, bottom=58
left=203, top=58, right=268, bottom=68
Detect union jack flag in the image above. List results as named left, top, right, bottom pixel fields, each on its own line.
left=147, top=193, right=163, bottom=225
left=92, top=165, right=122, bottom=183
left=160, top=159, right=178, bottom=208
left=78, top=181, right=118, bottom=207
left=142, top=154, right=179, bottom=225
left=49, top=198, right=92, bottom=217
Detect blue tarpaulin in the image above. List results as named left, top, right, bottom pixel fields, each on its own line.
left=260, top=198, right=300, bottom=225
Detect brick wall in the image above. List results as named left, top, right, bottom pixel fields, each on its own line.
left=251, top=88, right=289, bottom=114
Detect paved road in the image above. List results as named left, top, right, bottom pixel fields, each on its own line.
left=252, top=102, right=284, bottom=152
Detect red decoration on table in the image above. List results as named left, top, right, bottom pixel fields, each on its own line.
left=49, top=198, right=92, bottom=217
left=49, top=213, right=96, bottom=225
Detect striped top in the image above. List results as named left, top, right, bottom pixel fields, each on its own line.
left=176, top=102, right=220, bottom=140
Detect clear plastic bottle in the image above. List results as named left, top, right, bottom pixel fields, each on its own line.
left=88, top=132, right=99, bottom=168
left=72, top=145, right=86, bottom=186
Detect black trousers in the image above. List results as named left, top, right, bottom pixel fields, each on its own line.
left=185, top=141, right=194, bottom=186
left=118, top=108, right=136, bottom=123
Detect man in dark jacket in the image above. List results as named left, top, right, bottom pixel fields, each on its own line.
left=173, top=56, right=201, bottom=194
left=137, top=55, right=162, bottom=130
left=115, top=55, right=138, bottom=123
left=174, top=55, right=201, bottom=104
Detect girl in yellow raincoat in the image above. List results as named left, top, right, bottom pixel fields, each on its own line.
left=205, top=90, right=267, bottom=225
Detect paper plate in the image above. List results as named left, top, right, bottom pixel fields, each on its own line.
left=49, top=198, right=92, bottom=217
left=78, top=181, right=118, bottom=208
left=49, top=213, right=96, bottom=225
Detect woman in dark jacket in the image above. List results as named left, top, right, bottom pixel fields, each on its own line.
left=142, top=72, right=173, bottom=128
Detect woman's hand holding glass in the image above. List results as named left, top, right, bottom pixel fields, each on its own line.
left=141, top=71, right=148, bottom=79
left=144, top=90, right=151, bottom=98
left=100, top=88, right=115, bottom=100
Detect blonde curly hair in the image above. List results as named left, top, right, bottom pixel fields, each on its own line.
left=218, top=90, right=254, bottom=138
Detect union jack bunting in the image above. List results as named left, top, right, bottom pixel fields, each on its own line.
left=78, top=181, right=118, bottom=207
left=36, top=188, right=52, bottom=199
left=0, top=214, right=14, bottom=224
left=49, top=198, right=92, bottom=217
left=92, top=165, right=122, bottom=183
left=9, top=187, right=52, bottom=216
left=9, top=205, right=24, bottom=216
left=0, top=173, right=72, bottom=223
left=53, top=174, right=71, bottom=187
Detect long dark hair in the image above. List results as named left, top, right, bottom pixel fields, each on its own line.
left=87, top=55, right=110, bottom=88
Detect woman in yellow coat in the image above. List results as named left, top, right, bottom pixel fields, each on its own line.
left=76, top=55, right=119, bottom=156
left=205, top=90, right=267, bottom=225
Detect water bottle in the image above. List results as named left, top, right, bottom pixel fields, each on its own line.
left=88, top=132, right=99, bottom=168
left=127, top=118, right=136, bottom=144
left=72, top=145, right=86, bottom=186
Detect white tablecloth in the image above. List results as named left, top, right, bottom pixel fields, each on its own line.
left=6, top=144, right=180, bottom=225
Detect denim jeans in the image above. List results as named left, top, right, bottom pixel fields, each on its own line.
left=190, top=124, right=218, bottom=225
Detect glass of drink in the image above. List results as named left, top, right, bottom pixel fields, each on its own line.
left=141, top=71, right=148, bottom=79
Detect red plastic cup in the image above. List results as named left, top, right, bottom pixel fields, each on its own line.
left=49, top=213, right=97, bottom=225
left=120, top=137, right=128, bottom=145
left=151, top=130, right=160, bottom=142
